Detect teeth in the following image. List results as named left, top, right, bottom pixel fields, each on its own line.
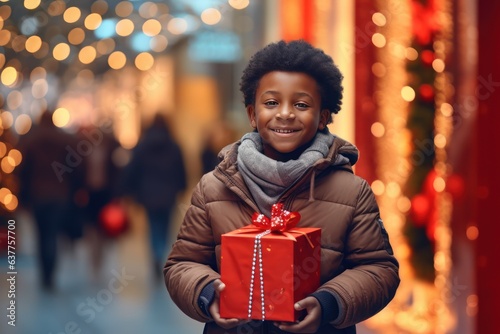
left=274, top=129, right=295, bottom=133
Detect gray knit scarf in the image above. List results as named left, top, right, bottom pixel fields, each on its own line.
left=237, top=131, right=335, bottom=217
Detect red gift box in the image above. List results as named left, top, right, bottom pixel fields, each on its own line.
left=219, top=204, right=321, bottom=322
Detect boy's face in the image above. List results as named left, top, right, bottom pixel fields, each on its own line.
left=246, top=71, right=329, bottom=161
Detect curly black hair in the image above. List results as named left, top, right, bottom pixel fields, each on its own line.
left=240, top=40, right=344, bottom=124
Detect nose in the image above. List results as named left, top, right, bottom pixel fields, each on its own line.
left=276, top=107, right=295, bottom=120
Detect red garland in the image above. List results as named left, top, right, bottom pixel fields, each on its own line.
left=411, top=0, right=442, bottom=45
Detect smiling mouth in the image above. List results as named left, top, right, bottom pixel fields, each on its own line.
left=272, top=129, right=299, bottom=134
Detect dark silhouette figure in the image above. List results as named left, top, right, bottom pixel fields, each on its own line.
left=121, top=114, right=187, bottom=279
left=79, top=123, right=122, bottom=279
left=18, top=111, right=84, bottom=290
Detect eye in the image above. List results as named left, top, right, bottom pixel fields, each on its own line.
left=295, top=102, right=310, bottom=109
left=264, top=100, right=278, bottom=107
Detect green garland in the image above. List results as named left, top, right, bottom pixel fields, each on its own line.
left=403, top=2, right=439, bottom=282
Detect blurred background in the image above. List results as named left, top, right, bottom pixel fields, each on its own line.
left=0, top=0, right=499, bottom=333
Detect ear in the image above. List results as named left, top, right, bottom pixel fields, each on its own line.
left=246, top=105, right=257, bottom=129
left=318, top=109, right=330, bottom=130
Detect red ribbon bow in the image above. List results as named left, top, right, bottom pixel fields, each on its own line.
left=251, top=203, right=301, bottom=232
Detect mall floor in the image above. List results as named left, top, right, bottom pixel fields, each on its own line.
left=0, top=205, right=374, bottom=334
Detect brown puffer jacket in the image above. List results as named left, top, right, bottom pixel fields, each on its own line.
left=164, top=137, right=400, bottom=334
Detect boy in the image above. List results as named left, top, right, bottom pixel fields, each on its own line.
left=164, top=40, right=399, bottom=334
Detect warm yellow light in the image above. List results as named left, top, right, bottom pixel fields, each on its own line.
left=142, top=19, right=161, bottom=36
left=53, top=43, right=71, bottom=61
left=150, top=35, right=168, bottom=52
left=228, top=0, right=250, bottom=10
left=433, top=176, right=446, bottom=192
left=1, top=67, right=18, bottom=86
left=63, top=6, right=81, bottom=23
left=108, top=51, right=127, bottom=70
left=372, top=33, right=386, bottom=48
left=401, top=86, right=415, bottom=102
left=116, top=18, right=134, bottom=36
left=201, top=8, right=222, bottom=25
left=14, top=114, right=32, bottom=135
left=48, top=0, right=66, bottom=16
left=24, top=0, right=41, bottom=10
left=466, top=226, right=479, bottom=241
left=0, top=53, right=4, bottom=68
left=4, top=194, right=18, bottom=211
left=116, top=1, right=134, bottom=17
left=168, top=18, right=187, bottom=34
left=434, top=133, right=447, bottom=149
left=25, top=35, right=42, bottom=53
left=371, top=122, right=385, bottom=138
left=0, top=29, right=12, bottom=46
left=68, top=27, right=85, bottom=45
left=79, top=46, right=97, bottom=64
left=8, top=149, right=22, bottom=166
left=1, top=156, right=15, bottom=173
left=371, top=180, right=385, bottom=196
left=372, top=12, right=387, bottom=26
left=85, top=13, right=102, bottom=30
left=432, top=59, right=446, bottom=73
left=0, top=187, right=10, bottom=201
left=440, top=103, right=454, bottom=117
left=135, top=52, right=154, bottom=71
left=0, top=111, right=13, bottom=129
left=0, top=142, right=6, bottom=158
left=0, top=17, right=3, bottom=30
left=53, top=107, right=70, bottom=127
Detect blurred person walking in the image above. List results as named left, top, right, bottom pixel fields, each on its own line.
left=79, top=123, right=123, bottom=280
left=17, top=111, right=85, bottom=290
left=121, top=114, right=187, bottom=280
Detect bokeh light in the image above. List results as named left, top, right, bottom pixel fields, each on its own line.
left=108, top=51, right=126, bottom=70
left=14, top=114, right=32, bottom=135
left=201, top=8, right=222, bottom=25
left=228, top=0, right=250, bottom=10
left=53, top=42, right=71, bottom=61
left=25, top=35, right=42, bottom=53
left=52, top=107, right=70, bottom=127
left=24, top=0, right=41, bottom=10
left=63, top=6, right=81, bottom=23
left=85, top=13, right=102, bottom=30
left=1, top=66, right=18, bottom=86
left=135, top=52, right=154, bottom=71
left=79, top=45, right=97, bottom=64
left=116, top=18, right=134, bottom=36
left=142, top=19, right=162, bottom=36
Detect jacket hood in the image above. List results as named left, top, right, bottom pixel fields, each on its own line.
left=320, top=136, right=359, bottom=172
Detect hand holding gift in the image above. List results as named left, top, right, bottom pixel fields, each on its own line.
left=208, top=279, right=250, bottom=329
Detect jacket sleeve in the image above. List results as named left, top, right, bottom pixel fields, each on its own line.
left=319, top=179, right=400, bottom=328
left=163, top=177, right=221, bottom=322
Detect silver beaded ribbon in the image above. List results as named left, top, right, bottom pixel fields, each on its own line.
left=247, top=229, right=271, bottom=320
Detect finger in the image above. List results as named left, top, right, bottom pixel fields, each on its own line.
left=212, top=279, right=225, bottom=296
left=294, top=301, right=304, bottom=310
